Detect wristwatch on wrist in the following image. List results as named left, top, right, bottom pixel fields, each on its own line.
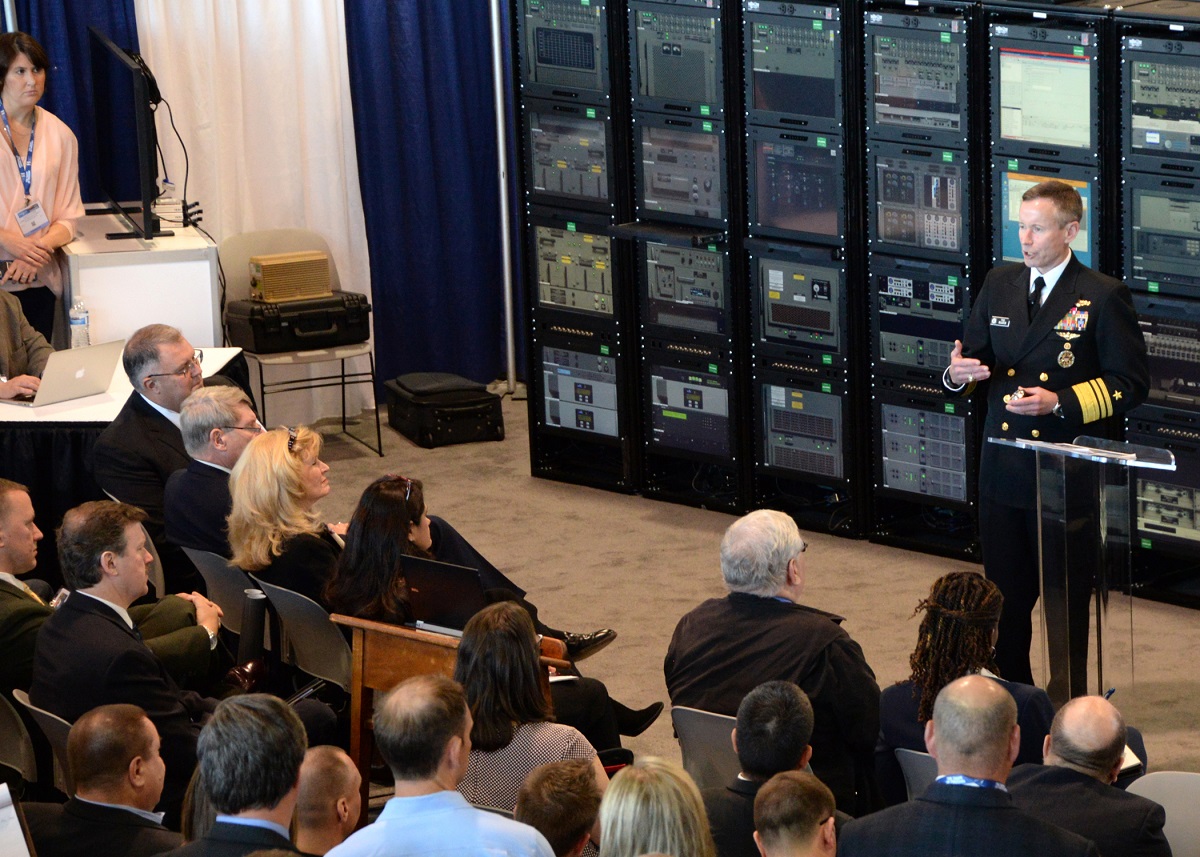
left=1052, top=401, right=1065, bottom=419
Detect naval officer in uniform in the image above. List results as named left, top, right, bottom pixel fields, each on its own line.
left=944, top=180, right=1148, bottom=696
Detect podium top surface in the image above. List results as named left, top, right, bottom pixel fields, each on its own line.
left=989, top=436, right=1176, bottom=470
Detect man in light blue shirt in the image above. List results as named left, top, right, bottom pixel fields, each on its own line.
left=328, top=674, right=554, bottom=857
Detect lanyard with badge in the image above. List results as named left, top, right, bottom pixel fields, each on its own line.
left=0, top=102, right=47, bottom=237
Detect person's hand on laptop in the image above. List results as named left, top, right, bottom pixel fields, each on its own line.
left=0, top=374, right=39, bottom=399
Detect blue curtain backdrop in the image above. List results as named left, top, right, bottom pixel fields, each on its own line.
left=345, top=1, right=521, bottom=385
left=15, top=0, right=140, bottom=203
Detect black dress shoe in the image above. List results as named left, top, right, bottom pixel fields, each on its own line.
left=223, top=659, right=268, bottom=694
left=614, top=700, right=664, bottom=737
left=564, top=628, right=617, bottom=661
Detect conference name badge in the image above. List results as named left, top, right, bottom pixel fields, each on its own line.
left=15, top=199, right=47, bottom=237
left=990, top=316, right=1010, bottom=327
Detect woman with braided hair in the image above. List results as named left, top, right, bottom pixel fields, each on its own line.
left=874, top=571, right=1054, bottom=805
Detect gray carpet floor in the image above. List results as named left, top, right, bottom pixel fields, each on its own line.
left=316, top=396, right=1200, bottom=774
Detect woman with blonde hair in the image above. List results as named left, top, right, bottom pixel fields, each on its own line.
left=598, top=757, right=716, bottom=857
left=228, top=426, right=343, bottom=602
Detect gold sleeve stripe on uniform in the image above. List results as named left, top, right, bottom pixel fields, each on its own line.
left=1071, top=378, right=1111, bottom=423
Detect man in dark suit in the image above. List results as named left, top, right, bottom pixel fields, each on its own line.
left=839, top=676, right=1098, bottom=857
left=162, top=694, right=306, bottom=856
left=22, top=703, right=182, bottom=857
left=703, top=681, right=816, bottom=857
left=665, top=510, right=880, bottom=816
left=1008, top=696, right=1170, bottom=857
left=752, top=771, right=837, bottom=857
left=946, top=181, right=1149, bottom=696
left=0, top=289, right=51, bottom=400
left=92, top=324, right=225, bottom=592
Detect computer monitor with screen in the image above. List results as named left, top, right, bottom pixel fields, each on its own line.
left=750, top=248, right=843, bottom=356
left=869, top=142, right=967, bottom=261
left=641, top=242, right=728, bottom=335
left=525, top=100, right=612, bottom=211
left=743, top=1, right=841, bottom=132
left=1133, top=292, right=1200, bottom=414
left=876, top=396, right=969, bottom=503
left=993, top=160, right=1097, bottom=269
left=636, top=116, right=726, bottom=227
left=646, top=357, right=731, bottom=459
left=1126, top=173, right=1200, bottom=299
left=518, top=0, right=609, bottom=102
left=748, top=127, right=842, bottom=244
left=629, top=0, right=723, bottom=117
left=872, top=255, right=969, bottom=378
left=865, top=9, right=970, bottom=147
left=541, top=345, right=621, bottom=438
left=759, top=376, right=845, bottom=480
left=530, top=220, right=615, bottom=318
left=990, top=21, right=1097, bottom=161
left=1123, top=34, right=1200, bottom=172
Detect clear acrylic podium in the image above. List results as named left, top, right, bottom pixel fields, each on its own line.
left=989, top=436, right=1175, bottom=707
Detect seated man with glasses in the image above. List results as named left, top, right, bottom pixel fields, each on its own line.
left=664, top=510, right=881, bottom=817
left=92, top=324, right=239, bottom=593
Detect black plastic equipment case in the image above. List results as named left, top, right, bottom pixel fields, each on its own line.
left=225, top=292, right=371, bottom=354
left=385, top=372, right=505, bottom=448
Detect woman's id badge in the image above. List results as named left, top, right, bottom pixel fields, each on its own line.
left=16, top=199, right=48, bottom=236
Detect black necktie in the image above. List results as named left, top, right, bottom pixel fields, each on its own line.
left=1028, top=276, right=1046, bottom=323
left=131, top=624, right=144, bottom=642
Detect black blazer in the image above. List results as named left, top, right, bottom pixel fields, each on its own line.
left=839, top=781, right=1098, bottom=857
left=164, top=460, right=234, bottom=557
left=956, top=257, right=1149, bottom=507
left=22, top=798, right=182, bottom=857
left=1008, top=764, right=1171, bottom=857
left=158, top=819, right=298, bottom=856
left=703, top=778, right=761, bottom=857
left=252, top=530, right=342, bottom=608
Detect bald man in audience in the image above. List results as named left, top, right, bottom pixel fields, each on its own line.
left=295, top=746, right=362, bottom=856
left=752, top=771, right=836, bottom=857
left=839, top=675, right=1098, bottom=857
left=515, top=759, right=602, bottom=857
left=22, top=704, right=183, bottom=857
left=1008, top=696, right=1171, bottom=857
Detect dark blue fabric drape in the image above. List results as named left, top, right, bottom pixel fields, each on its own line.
left=344, top=1, right=517, bottom=385
left=15, top=0, right=139, bottom=203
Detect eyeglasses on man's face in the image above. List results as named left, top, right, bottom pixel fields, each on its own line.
left=145, top=350, right=203, bottom=380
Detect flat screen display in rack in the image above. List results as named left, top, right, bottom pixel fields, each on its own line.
left=521, top=0, right=606, bottom=96
left=534, top=225, right=614, bottom=317
left=868, top=16, right=966, bottom=135
left=643, top=242, right=727, bottom=334
left=1129, top=180, right=1200, bottom=297
left=995, top=165, right=1094, bottom=269
left=872, top=148, right=963, bottom=254
left=755, top=255, right=841, bottom=350
left=631, top=2, right=722, bottom=115
left=879, top=402, right=968, bottom=501
left=649, top=363, right=730, bottom=457
left=542, top=347, right=620, bottom=437
left=527, top=107, right=610, bottom=205
left=746, top=10, right=839, bottom=124
left=751, top=135, right=841, bottom=240
left=762, top=383, right=843, bottom=479
left=638, top=122, right=724, bottom=224
left=873, top=258, right=966, bottom=373
left=1125, top=39, right=1200, bottom=164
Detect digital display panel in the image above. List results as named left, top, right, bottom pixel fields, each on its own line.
left=533, top=223, right=614, bottom=317
left=745, top=2, right=840, bottom=131
left=873, top=255, right=968, bottom=376
left=630, top=0, right=723, bottom=117
left=1127, top=176, right=1200, bottom=298
left=749, top=129, right=842, bottom=242
left=1133, top=293, right=1200, bottom=413
left=520, top=0, right=608, bottom=100
left=761, top=380, right=844, bottom=479
left=637, top=119, right=725, bottom=226
left=752, top=252, right=842, bottom=352
left=542, top=346, right=620, bottom=437
left=870, top=144, right=966, bottom=258
left=866, top=10, right=968, bottom=146
left=994, top=161, right=1096, bottom=269
left=991, top=23, right=1096, bottom=159
left=526, top=102, right=611, bottom=209
left=1128, top=424, right=1200, bottom=552
left=642, top=242, right=727, bottom=334
left=648, top=361, right=731, bottom=458
left=1124, top=36, right=1200, bottom=169
left=879, top=401, right=969, bottom=502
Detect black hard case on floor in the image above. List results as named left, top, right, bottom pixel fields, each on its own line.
left=225, top=292, right=371, bottom=353
left=385, top=372, right=504, bottom=448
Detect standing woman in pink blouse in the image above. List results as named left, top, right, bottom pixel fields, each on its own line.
left=0, top=32, right=84, bottom=340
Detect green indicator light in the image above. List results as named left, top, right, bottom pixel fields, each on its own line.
left=663, top=410, right=687, bottom=420
left=1073, top=46, right=1084, bottom=56
left=707, top=244, right=717, bottom=252
left=821, top=382, right=832, bottom=393
left=942, top=151, right=952, bottom=162
left=1149, top=282, right=1161, bottom=293
left=567, top=222, right=577, bottom=232
left=703, top=121, right=713, bottom=132
left=700, top=105, right=711, bottom=116
left=1008, top=159, right=1019, bottom=171
left=814, top=20, right=823, bottom=30
left=817, top=137, right=827, bottom=148
left=941, top=32, right=951, bottom=43
left=708, top=363, right=718, bottom=374
left=1140, top=538, right=1152, bottom=550
left=948, top=275, right=958, bottom=286
left=822, top=354, right=833, bottom=365
left=944, top=403, right=956, bottom=414
left=581, top=0, right=589, bottom=5
left=600, top=344, right=609, bottom=355
left=586, top=107, right=596, bottom=118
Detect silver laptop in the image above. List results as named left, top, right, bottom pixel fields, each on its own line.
left=0, top=338, right=125, bottom=407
